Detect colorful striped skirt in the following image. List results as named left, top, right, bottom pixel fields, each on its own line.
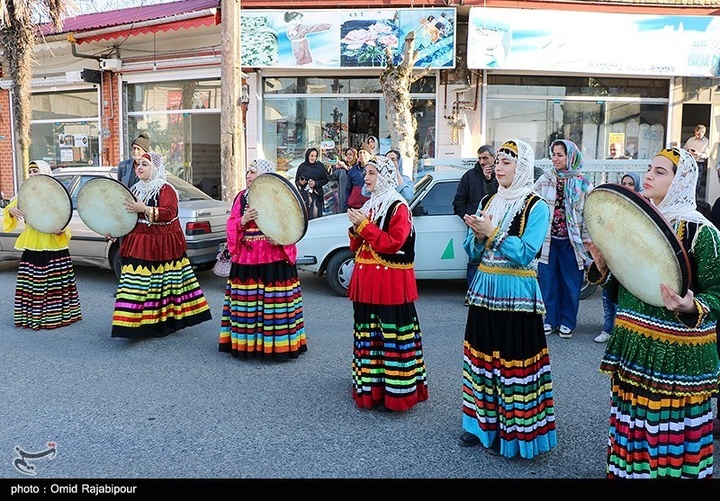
left=14, top=249, right=82, bottom=330
left=111, top=255, right=211, bottom=338
left=219, top=260, right=307, bottom=360
left=351, top=301, right=428, bottom=412
left=606, top=379, right=714, bottom=478
left=461, top=307, right=557, bottom=459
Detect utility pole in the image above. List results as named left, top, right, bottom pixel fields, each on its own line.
left=220, top=0, right=245, bottom=201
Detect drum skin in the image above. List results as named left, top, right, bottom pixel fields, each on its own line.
left=76, top=178, right=138, bottom=238
left=583, top=183, right=691, bottom=307
left=247, top=173, right=308, bottom=246
left=17, top=174, right=72, bottom=234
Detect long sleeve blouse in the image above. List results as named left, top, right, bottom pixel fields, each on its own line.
left=226, top=189, right=297, bottom=265
left=347, top=203, right=418, bottom=304
left=3, top=197, right=71, bottom=251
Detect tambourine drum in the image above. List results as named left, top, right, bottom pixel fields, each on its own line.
left=583, top=183, right=691, bottom=307
left=76, top=178, right=138, bottom=238
left=17, top=174, right=72, bottom=234
left=247, top=172, right=308, bottom=245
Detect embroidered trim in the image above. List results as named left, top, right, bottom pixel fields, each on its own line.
left=355, top=243, right=414, bottom=269
left=477, top=262, right=537, bottom=277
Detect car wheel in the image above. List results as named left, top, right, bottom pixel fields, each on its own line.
left=326, top=249, right=355, bottom=297
left=110, top=244, right=122, bottom=279
left=580, top=277, right=598, bottom=299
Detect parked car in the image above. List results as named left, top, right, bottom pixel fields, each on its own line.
left=0, top=166, right=232, bottom=277
left=296, top=167, right=598, bottom=298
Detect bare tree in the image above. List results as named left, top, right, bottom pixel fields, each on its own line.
left=380, top=31, right=430, bottom=179
left=0, top=0, right=70, bottom=178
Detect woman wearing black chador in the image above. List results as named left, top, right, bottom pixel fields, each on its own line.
left=295, top=147, right=329, bottom=220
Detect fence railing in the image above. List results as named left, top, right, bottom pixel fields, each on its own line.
left=421, top=157, right=649, bottom=186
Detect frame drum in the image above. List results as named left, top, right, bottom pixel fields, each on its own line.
left=17, top=174, right=72, bottom=234
left=76, top=178, right=138, bottom=238
left=247, top=173, right=308, bottom=246
left=583, top=183, right=691, bottom=307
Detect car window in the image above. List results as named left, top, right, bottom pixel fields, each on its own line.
left=166, top=174, right=212, bottom=202
left=54, top=175, right=79, bottom=208
left=414, top=180, right=458, bottom=216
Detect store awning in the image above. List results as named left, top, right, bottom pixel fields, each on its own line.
left=76, top=13, right=219, bottom=44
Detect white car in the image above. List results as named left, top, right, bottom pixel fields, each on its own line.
left=0, top=166, right=232, bottom=277
left=296, top=169, right=469, bottom=295
left=296, top=167, right=598, bottom=299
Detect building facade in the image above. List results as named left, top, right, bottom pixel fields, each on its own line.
left=0, top=0, right=718, bottom=204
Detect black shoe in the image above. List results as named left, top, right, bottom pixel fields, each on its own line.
left=458, top=432, right=481, bottom=447
left=485, top=437, right=501, bottom=456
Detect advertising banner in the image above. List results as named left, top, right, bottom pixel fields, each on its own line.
left=241, top=9, right=456, bottom=69
left=467, top=7, right=720, bottom=76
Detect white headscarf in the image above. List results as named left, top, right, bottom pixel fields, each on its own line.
left=131, top=152, right=167, bottom=205
left=29, top=160, right=53, bottom=175
left=360, top=155, right=406, bottom=229
left=483, top=139, right=535, bottom=232
left=654, top=147, right=710, bottom=226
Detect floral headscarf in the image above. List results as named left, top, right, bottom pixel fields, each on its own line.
left=654, top=147, right=709, bottom=226
left=360, top=155, right=406, bottom=229
left=131, top=152, right=167, bottom=205
left=249, top=158, right=276, bottom=175
left=483, top=139, right=535, bottom=232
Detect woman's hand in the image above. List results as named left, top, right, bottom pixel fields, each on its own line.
left=241, top=207, right=258, bottom=226
left=52, top=227, right=64, bottom=235
left=125, top=200, right=147, bottom=214
left=463, top=212, right=494, bottom=239
left=347, top=208, right=366, bottom=230
left=660, top=284, right=697, bottom=314
left=8, top=207, right=23, bottom=220
left=584, top=241, right=607, bottom=275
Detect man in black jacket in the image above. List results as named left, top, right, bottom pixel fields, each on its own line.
left=452, top=145, right=499, bottom=290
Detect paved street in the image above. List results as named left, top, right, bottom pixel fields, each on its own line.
left=0, top=259, right=716, bottom=485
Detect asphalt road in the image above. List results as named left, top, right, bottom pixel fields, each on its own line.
left=0, top=260, right=716, bottom=488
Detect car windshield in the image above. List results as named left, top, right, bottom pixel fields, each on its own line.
left=409, top=174, right=433, bottom=205
left=165, top=174, right=213, bottom=202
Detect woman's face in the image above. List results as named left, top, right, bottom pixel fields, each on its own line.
left=308, top=150, right=318, bottom=163
left=368, top=137, right=376, bottom=149
left=246, top=166, right=258, bottom=185
left=621, top=175, right=635, bottom=189
left=344, top=150, right=356, bottom=163
left=643, top=156, right=675, bottom=205
left=135, top=157, right=153, bottom=181
left=386, top=152, right=399, bottom=167
left=357, top=150, right=370, bottom=165
left=551, top=144, right=568, bottom=170
left=364, top=164, right=378, bottom=193
left=28, top=165, right=41, bottom=177
left=494, top=156, right=516, bottom=189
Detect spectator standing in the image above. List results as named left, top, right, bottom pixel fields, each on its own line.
left=684, top=124, right=710, bottom=201
left=295, top=147, right=329, bottom=220
left=345, top=143, right=372, bottom=209
left=219, top=159, right=308, bottom=360
left=458, top=139, right=556, bottom=459
left=117, top=133, right=149, bottom=188
left=3, top=160, right=82, bottom=330
left=594, top=172, right=643, bottom=344
left=347, top=155, right=428, bottom=412
left=111, top=152, right=212, bottom=338
left=534, top=139, right=593, bottom=339
left=330, top=147, right=356, bottom=212
left=377, top=149, right=414, bottom=201
left=586, top=147, right=720, bottom=478
left=452, top=145, right=499, bottom=289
